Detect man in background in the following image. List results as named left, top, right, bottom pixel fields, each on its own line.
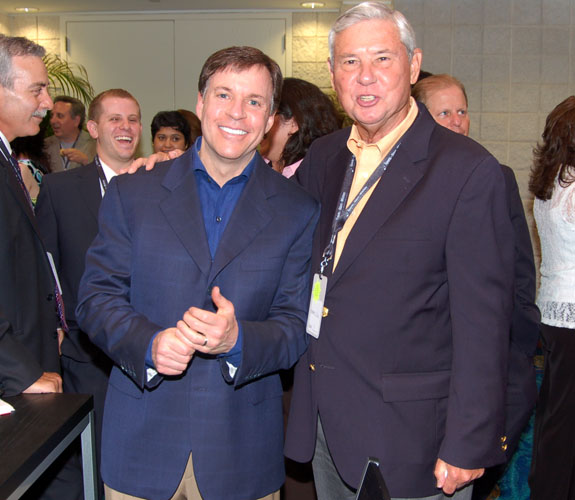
left=45, top=95, right=95, bottom=172
left=36, top=88, right=142, bottom=498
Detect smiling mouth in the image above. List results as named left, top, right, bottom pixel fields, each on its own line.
left=359, top=95, right=376, bottom=102
left=220, top=126, right=247, bottom=136
left=115, top=136, right=133, bottom=143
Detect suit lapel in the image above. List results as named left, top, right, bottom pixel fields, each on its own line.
left=0, top=155, right=40, bottom=233
left=208, top=161, right=273, bottom=283
left=160, top=151, right=212, bottom=277
left=329, top=106, right=433, bottom=288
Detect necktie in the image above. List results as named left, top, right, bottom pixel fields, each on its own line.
left=1, top=139, right=69, bottom=332
left=0, top=140, right=34, bottom=212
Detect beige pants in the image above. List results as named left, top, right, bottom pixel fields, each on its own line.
left=105, top=452, right=280, bottom=500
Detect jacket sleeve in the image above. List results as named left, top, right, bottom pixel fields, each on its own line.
left=438, top=157, right=515, bottom=469
left=76, top=178, right=162, bottom=389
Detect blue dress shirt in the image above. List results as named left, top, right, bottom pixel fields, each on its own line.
left=146, top=138, right=257, bottom=371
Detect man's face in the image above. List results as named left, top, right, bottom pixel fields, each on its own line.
left=425, top=85, right=470, bottom=137
left=0, top=55, right=52, bottom=141
left=330, top=19, right=421, bottom=143
left=196, top=65, right=274, bottom=172
left=50, top=101, right=81, bottom=141
left=87, top=97, right=141, bottom=166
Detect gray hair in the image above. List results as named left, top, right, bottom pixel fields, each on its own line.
left=328, top=2, right=417, bottom=68
left=0, top=35, right=46, bottom=89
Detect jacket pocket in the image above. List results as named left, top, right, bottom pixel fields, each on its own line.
left=381, top=370, right=451, bottom=402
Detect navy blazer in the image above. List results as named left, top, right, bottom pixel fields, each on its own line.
left=285, top=104, right=515, bottom=498
left=77, top=150, right=319, bottom=499
left=0, top=150, right=60, bottom=396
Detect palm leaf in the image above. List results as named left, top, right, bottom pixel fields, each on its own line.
left=43, top=53, right=94, bottom=106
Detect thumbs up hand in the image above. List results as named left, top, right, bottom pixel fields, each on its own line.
left=176, top=286, right=239, bottom=355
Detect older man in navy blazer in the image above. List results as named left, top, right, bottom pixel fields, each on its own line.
left=77, top=46, right=319, bottom=500
left=284, top=3, right=515, bottom=500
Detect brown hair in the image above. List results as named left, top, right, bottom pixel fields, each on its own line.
left=177, top=109, right=202, bottom=143
left=277, top=78, right=342, bottom=166
left=529, top=96, right=575, bottom=200
left=88, top=89, right=140, bottom=122
left=198, top=46, right=282, bottom=114
left=412, top=74, right=468, bottom=107
left=54, top=95, right=86, bottom=129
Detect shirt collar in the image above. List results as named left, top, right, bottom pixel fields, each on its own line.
left=193, top=136, right=256, bottom=183
left=98, top=158, right=119, bottom=183
left=347, top=96, right=419, bottom=157
left=0, top=130, right=12, bottom=159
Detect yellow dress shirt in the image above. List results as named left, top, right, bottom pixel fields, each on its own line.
left=333, top=97, right=419, bottom=270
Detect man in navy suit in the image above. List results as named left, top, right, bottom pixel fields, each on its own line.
left=36, top=88, right=143, bottom=498
left=284, top=3, right=515, bottom=500
left=76, top=46, right=319, bottom=500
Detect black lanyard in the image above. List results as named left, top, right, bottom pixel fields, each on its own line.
left=94, top=155, right=109, bottom=193
left=319, top=141, right=401, bottom=275
left=60, top=135, right=79, bottom=170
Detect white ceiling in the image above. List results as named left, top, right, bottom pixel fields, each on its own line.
left=1, top=0, right=344, bottom=15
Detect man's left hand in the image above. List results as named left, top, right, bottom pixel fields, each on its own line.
left=177, top=286, right=239, bottom=355
left=434, top=458, right=484, bottom=495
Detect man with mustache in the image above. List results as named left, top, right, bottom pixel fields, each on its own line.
left=0, top=34, right=62, bottom=397
left=0, top=33, right=69, bottom=499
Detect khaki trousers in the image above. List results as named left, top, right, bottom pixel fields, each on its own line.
left=105, top=452, right=280, bottom=500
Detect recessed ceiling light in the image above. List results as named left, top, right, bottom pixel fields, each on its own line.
left=15, top=7, right=39, bottom=12
left=301, top=2, right=326, bottom=8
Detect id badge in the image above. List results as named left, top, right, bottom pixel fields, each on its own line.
left=306, top=273, right=327, bottom=338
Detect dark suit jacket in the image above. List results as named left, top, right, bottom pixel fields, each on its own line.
left=285, top=104, right=515, bottom=498
left=36, top=162, right=106, bottom=362
left=0, top=145, right=60, bottom=396
left=501, top=165, right=540, bottom=456
left=76, top=150, right=319, bottom=500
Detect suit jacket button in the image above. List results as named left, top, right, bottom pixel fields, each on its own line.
left=309, top=364, right=316, bottom=372
left=322, top=307, right=329, bottom=318
left=500, top=435, right=507, bottom=443
left=501, top=443, right=508, bottom=451
left=46, top=293, right=54, bottom=301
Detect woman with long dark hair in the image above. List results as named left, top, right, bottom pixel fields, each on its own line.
left=529, top=95, right=575, bottom=500
left=259, top=77, right=342, bottom=178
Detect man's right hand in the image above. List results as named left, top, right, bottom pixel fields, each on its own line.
left=124, top=149, right=185, bottom=174
left=23, top=372, right=62, bottom=393
left=152, top=327, right=196, bottom=376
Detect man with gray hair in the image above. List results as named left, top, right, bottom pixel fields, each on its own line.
left=285, top=3, right=514, bottom=500
left=45, top=95, right=96, bottom=172
left=0, top=34, right=62, bottom=397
